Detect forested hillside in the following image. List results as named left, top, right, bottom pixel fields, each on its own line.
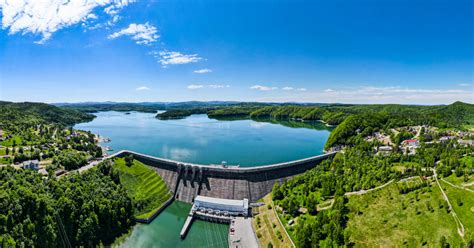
left=0, top=164, right=134, bottom=247
left=0, top=101, right=94, bottom=132
left=0, top=102, right=101, bottom=165
left=272, top=140, right=474, bottom=247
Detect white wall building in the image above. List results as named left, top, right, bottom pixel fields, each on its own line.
left=22, top=160, right=39, bottom=170
left=193, top=196, right=249, bottom=216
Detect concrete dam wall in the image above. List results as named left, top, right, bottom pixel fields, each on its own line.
left=113, top=150, right=336, bottom=203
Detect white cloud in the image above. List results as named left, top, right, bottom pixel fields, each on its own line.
left=257, top=85, right=473, bottom=104
left=188, top=84, right=204, bottom=89
left=188, top=84, right=230, bottom=90
left=136, top=86, right=150, bottom=91
left=458, top=83, right=472, bottom=87
left=193, top=69, right=212, bottom=74
left=109, top=23, right=159, bottom=45
left=0, top=0, right=134, bottom=43
left=208, top=84, right=230, bottom=89
left=257, top=85, right=306, bottom=92
left=158, top=51, right=202, bottom=66
left=250, top=85, right=278, bottom=91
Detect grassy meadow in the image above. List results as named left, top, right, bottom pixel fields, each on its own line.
left=113, top=158, right=172, bottom=219
left=345, top=181, right=467, bottom=247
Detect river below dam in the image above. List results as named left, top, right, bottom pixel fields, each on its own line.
left=114, top=201, right=229, bottom=248
left=75, top=111, right=331, bottom=247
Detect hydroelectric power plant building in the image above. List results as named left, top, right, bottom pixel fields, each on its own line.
left=180, top=196, right=250, bottom=239
left=193, top=196, right=249, bottom=217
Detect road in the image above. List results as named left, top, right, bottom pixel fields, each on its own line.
left=229, top=217, right=260, bottom=248
left=58, top=157, right=107, bottom=178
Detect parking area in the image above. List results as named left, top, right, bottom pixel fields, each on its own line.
left=229, top=217, right=259, bottom=248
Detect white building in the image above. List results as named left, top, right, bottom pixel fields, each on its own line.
left=193, top=196, right=249, bottom=217
left=22, top=160, right=39, bottom=170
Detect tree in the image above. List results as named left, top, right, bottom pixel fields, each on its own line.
left=272, top=182, right=283, bottom=201
left=54, top=150, right=87, bottom=170
left=125, top=154, right=134, bottom=167
left=306, top=193, right=318, bottom=215
left=439, top=236, right=449, bottom=248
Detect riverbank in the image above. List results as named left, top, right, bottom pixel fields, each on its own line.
left=113, top=201, right=229, bottom=248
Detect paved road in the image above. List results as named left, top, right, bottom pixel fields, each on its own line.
left=77, top=159, right=103, bottom=173
left=229, top=217, right=259, bottom=248
left=58, top=157, right=107, bottom=178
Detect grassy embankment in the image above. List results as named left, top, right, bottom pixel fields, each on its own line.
left=252, top=194, right=293, bottom=248
left=113, top=158, right=172, bottom=219
left=345, top=178, right=473, bottom=246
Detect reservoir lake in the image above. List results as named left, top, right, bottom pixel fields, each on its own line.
left=75, top=111, right=331, bottom=247
left=75, top=111, right=331, bottom=166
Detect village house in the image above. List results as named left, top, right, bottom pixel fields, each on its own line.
left=458, top=139, right=474, bottom=147
left=440, top=136, right=457, bottom=142
left=375, top=145, right=393, bottom=156
left=22, top=160, right=39, bottom=171
left=458, top=131, right=473, bottom=139
left=377, top=146, right=393, bottom=152
left=401, top=139, right=420, bottom=148
left=400, top=139, right=420, bottom=155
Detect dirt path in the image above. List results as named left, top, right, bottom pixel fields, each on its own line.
left=462, top=181, right=474, bottom=187
left=272, top=200, right=296, bottom=248
left=317, top=199, right=335, bottom=211
left=344, top=179, right=395, bottom=196
left=434, top=170, right=465, bottom=238
left=441, top=178, right=474, bottom=193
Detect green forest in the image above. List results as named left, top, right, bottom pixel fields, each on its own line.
left=272, top=138, right=474, bottom=247
left=0, top=164, right=134, bottom=247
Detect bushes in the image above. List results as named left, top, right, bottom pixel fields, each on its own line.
left=53, top=150, right=87, bottom=170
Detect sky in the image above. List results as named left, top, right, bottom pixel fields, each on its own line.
left=0, top=0, right=472, bottom=104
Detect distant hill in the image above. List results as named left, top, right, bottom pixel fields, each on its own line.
left=0, top=101, right=95, bottom=131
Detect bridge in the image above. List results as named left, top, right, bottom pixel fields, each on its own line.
left=111, top=150, right=336, bottom=204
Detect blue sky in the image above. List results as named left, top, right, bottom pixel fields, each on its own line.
left=0, top=0, right=472, bottom=104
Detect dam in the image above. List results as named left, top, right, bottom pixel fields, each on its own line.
left=112, top=150, right=336, bottom=204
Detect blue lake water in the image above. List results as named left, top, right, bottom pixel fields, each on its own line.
left=75, top=111, right=331, bottom=166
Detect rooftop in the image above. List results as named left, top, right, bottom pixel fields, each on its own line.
left=195, top=195, right=248, bottom=208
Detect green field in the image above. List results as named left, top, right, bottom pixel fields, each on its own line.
left=440, top=180, right=474, bottom=241
left=0, top=135, right=23, bottom=147
left=113, top=158, right=172, bottom=219
left=346, top=182, right=467, bottom=247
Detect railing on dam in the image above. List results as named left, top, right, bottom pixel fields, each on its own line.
left=109, top=150, right=337, bottom=173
